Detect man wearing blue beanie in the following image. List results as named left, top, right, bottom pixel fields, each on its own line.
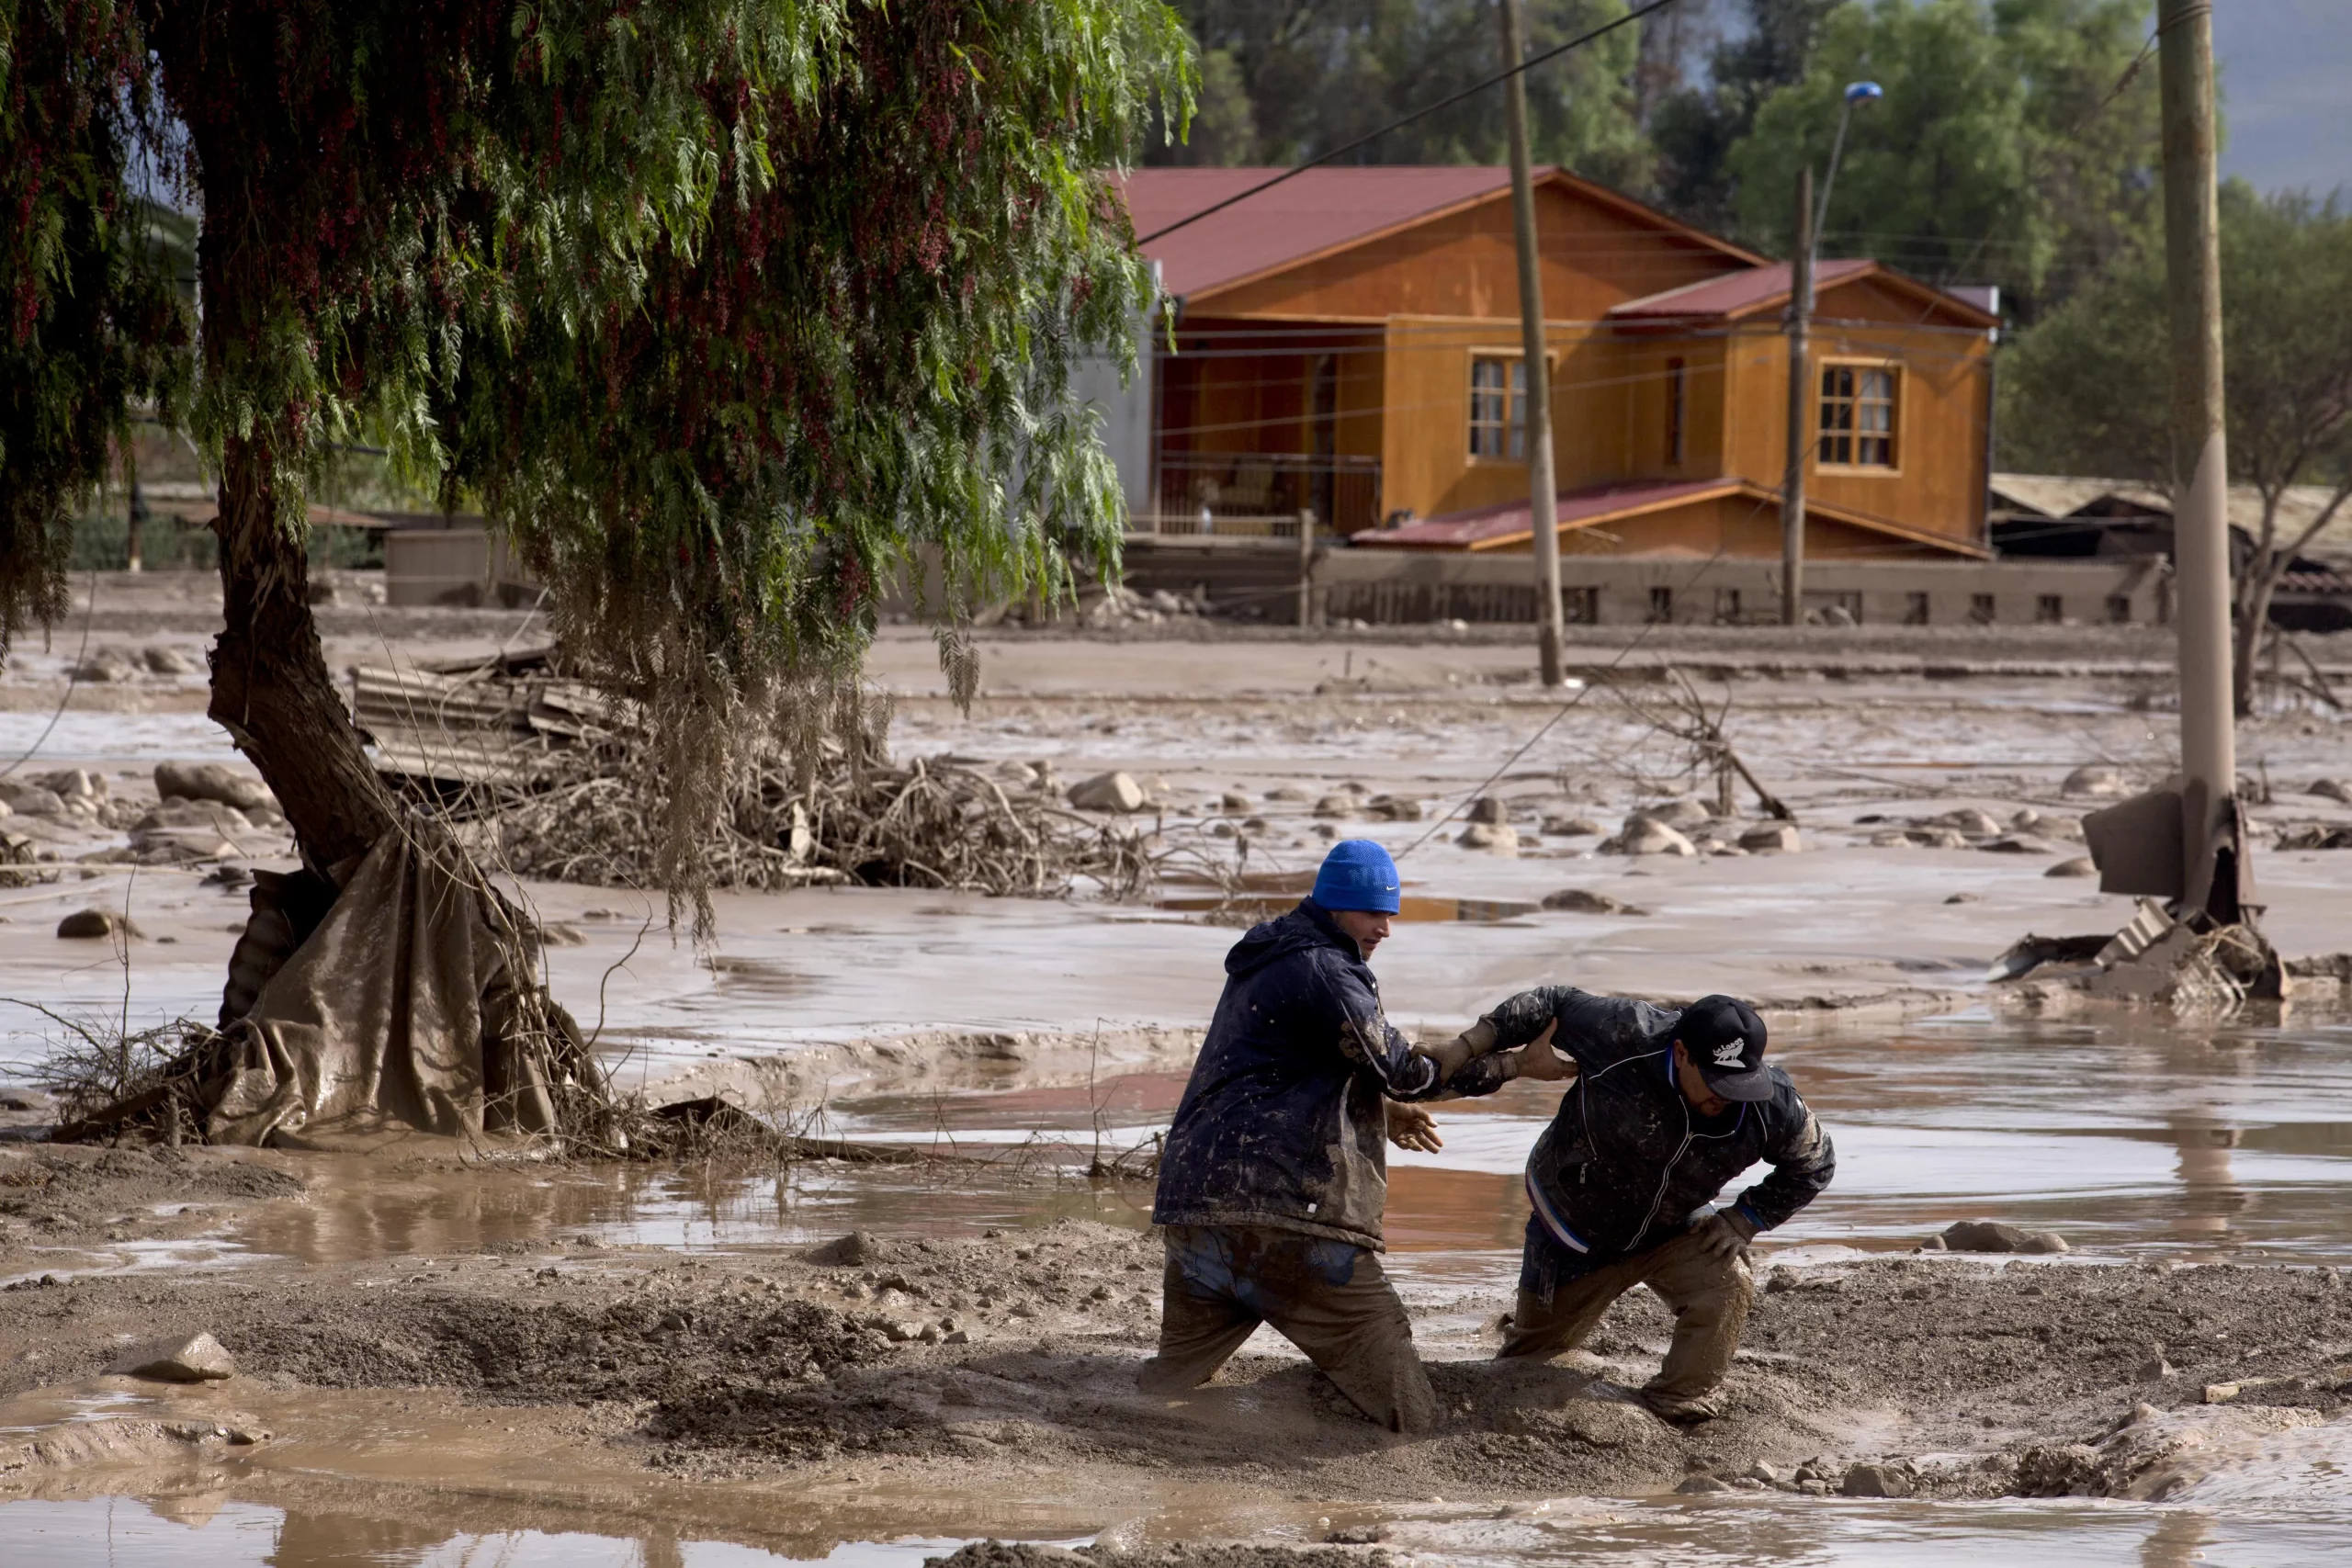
left=1143, top=839, right=1480, bottom=1432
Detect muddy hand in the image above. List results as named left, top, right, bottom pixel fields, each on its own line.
left=1514, top=1018, right=1571, bottom=1080
left=1385, top=1100, right=1442, bottom=1153
left=1692, top=1209, right=1758, bottom=1262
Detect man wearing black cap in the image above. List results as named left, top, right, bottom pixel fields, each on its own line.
left=1442, top=988, right=1834, bottom=1422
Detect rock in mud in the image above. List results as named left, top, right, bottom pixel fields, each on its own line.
left=1312, top=794, right=1359, bottom=819
left=1605, top=816, right=1697, bottom=857
left=58, top=908, right=140, bottom=940
left=1265, top=784, right=1309, bottom=803
left=1930, top=807, right=2004, bottom=836
left=1067, top=772, right=1147, bottom=814
left=142, top=646, right=198, bottom=675
left=2045, top=857, right=2096, bottom=877
left=1465, top=795, right=1507, bottom=825
left=1977, top=834, right=2054, bottom=855
left=2063, top=765, right=2129, bottom=799
left=1638, top=796, right=1712, bottom=828
left=2012, top=1442, right=2102, bottom=1496
left=2312, top=778, right=2352, bottom=803
left=1456, top=821, right=1519, bottom=855
left=1940, top=1220, right=2068, bottom=1255
left=1542, top=814, right=1602, bottom=837
left=1542, top=888, right=1646, bottom=916
left=154, top=761, right=277, bottom=813
left=1738, top=823, right=1802, bottom=853
left=1219, top=791, right=1251, bottom=813
left=0, top=784, right=66, bottom=817
left=116, top=1331, right=236, bottom=1382
left=1839, top=1461, right=1915, bottom=1498
left=1904, top=827, right=1967, bottom=850
left=1363, top=794, right=1422, bottom=821
left=808, top=1231, right=886, bottom=1267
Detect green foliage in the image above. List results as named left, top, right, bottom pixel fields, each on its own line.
left=0, top=1, right=191, bottom=650
left=2002, top=185, right=2352, bottom=505
left=1726, top=0, right=2159, bottom=322
left=1649, top=0, right=1842, bottom=233
left=1147, top=0, right=1649, bottom=189
left=6, top=0, right=1190, bottom=918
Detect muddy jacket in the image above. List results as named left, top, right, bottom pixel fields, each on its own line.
left=1152, top=899, right=1443, bottom=1250
left=1456, top=987, right=1834, bottom=1264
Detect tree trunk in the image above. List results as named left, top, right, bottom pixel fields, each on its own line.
left=208, top=434, right=397, bottom=873
left=2231, top=553, right=2280, bottom=719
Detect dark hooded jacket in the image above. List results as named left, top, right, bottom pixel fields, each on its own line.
left=1450, top=987, right=1834, bottom=1265
left=1152, top=899, right=1442, bottom=1250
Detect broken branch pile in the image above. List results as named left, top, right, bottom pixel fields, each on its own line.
left=353, top=650, right=1153, bottom=899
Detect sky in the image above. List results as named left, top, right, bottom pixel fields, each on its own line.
left=2209, top=0, right=2347, bottom=197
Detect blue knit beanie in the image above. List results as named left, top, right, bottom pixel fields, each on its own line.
left=1312, top=839, right=1401, bottom=914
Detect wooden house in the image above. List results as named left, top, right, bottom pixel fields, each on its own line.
left=1115, top=166, right=1998, bottom=564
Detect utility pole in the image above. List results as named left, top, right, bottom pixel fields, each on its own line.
left=1498, top=0, right=1564, bottom=686
left=1780, top=166, right=1813, bottom=626
left=2157, top=0, right=2240, bottom=918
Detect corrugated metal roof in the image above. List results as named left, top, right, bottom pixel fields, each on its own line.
left=1990, top=473, right=2350, bottom=556
left=1354, top=479, right=1740, bottom=549
left=1609, top=260, right=1871, bottom=321
left=1120, top=167, right=1520, bottom=300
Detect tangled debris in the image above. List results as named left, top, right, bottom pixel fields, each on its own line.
left=355, top=649, right=1154, bottom=900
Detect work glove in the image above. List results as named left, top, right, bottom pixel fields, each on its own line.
left=1691, top=1208, right=1759, bottom=1263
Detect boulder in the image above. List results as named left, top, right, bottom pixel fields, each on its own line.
left=1066, top=771, right=1147, bottom=813
left=1940, top=1220, right=2068, bottom=1255
left=1219, top=790, right=1251, bottom=813
left=58, top=908, right=141, bottom=940
left=1613, top=818, right=1696, bottom=856
left=1930, top=807, right=2003, bottom=836
left=1904, top=827, right=1967, bottom=850
left=1265, top=784, right=1309, bottom=803
left=2312, top=778, right=2352, bottom=803
left=1541, top=815, right=1603, bottom=837
left=1464, top=795, right=1508, bottom=825
left=1978, top=833, right=2055, bottom=855
left=136, top=800, right=253, bottom=835
left=995, top=761, right=1039, bottom=787
left=1363, top=794, right=1423, bottom=821
left=141, top=646, right=198, bottom=675
left=807, top=1230, right=884, bottom=1267
left=153, top=761, right=276, bottom=814
left=1456, top=821, right=1520, bottom=856
left=1839, top=1461, right=1915, bottom=1499
left=115, top=1331, right=235, bottom=1382
left=69, top=649, right=138, bottom=682
left=1542, top=888, right=1646, bottom=916
left=2062, top=764, right=2129, bottom=799
left=2045, top=857, right=2097, bottom=878
left=1738, top=823, right=1802, bottom=854
left=0, top=784, right=65, bottom=817
left=29, top=768, right=103, bottom=800
left=1636, top=795, right=1712, bottom=828
left=1311, top=794, right=1359, bottom=819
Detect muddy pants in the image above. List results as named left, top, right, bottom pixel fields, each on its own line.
left=1497, top=1229, right=1753, bottom=1402
left=1138, top=1224, right=1438, bottom=1433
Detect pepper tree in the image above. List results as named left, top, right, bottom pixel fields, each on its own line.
left=4, top=0, right=1188, bottom=926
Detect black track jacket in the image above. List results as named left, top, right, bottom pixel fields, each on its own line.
left=1453, top=987, right=1835, bottom=1262
left=1152, top=899, right=1444, bottom=1250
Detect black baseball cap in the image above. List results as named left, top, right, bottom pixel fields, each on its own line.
left=1678, top=995, right=1772, bottom=1101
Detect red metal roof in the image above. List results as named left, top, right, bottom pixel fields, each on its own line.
left=1120, top=167, right=1520, bottom=300
left=1356, top=479, right=1740, bottom=550
left=1608, top=260, right=1873, bottom=321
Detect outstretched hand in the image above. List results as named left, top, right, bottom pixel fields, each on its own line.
left=1513, top=1018, right=1571, bottom=1080
left=1385, top=1100, right=1443, bottom=1153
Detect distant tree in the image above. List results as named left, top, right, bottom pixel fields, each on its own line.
left=1147, top=0, right=1650, bottom=191
left=1724, top=0, right=2159, bottom=323
left=2003, top=186, right=2352, bottom=715
left=1648, top=0, right=1842, bottom=233
left=3, top=0, right=1189, bottom=926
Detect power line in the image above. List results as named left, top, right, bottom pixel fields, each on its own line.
left=1138, top=0, right=1688, bottom=244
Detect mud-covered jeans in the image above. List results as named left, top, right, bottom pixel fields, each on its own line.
left=1496, top=1229, right=1754, bottom=1401
left=1138, top=1224, right=1439, bottom=1434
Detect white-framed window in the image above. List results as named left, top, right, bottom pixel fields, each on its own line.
left=1818, top=362, right=1898, bottom=468
left=1469, top=355, right=1527, bottom=459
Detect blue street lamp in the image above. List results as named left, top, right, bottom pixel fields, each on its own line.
left=1806, top=81, right=1883, bottom=310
